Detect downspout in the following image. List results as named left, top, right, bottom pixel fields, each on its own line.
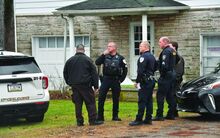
left=61, top=14, right=68, bottom=93
left=61, top=14, right=68, bottom=63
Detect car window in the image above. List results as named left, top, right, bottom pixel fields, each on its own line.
left=0, top=57, right=41, bottom=75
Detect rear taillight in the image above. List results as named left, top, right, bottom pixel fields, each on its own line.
left=42, top=76, right=48, bottom=89
left=35, top=102, right=45, bottom=105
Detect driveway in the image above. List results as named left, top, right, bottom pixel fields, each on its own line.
left=47, top=113, right=220, bottom=138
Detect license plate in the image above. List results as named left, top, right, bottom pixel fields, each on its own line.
left=7, top=83, right=22, bottom=92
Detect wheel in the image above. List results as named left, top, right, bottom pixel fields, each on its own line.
left=26, top=114, right=44, bottom=122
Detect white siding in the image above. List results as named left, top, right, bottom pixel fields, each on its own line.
left=176, top=0, right=220, bottom=9
left=15, top=0, right=86, bottom=15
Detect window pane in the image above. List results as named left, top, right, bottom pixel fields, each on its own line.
left=57, top=37, right=64, bottom=48
left=48, top=37, right=55, bottom=48
left=66, top=37, right=70, bottom=47
left=84, top=36, right=90, bottom=47
left=134, top=42, right=140, bottom=55
left=207, top=36, right=220, bottom=47
left=75, top=36, right=83, bottom=47
left=39, top=38, right=46, bottom=48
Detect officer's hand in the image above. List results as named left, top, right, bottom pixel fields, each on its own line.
left=94, top=88, right=99, bottom=95
left=103, top=49, right=109, bottom=55
left=134, top=83, right=137, bottom=88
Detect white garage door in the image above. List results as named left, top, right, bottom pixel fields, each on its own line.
left=32, top=35, right=90, bottom=90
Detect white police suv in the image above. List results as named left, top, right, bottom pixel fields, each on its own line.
left=0, top=51, right=49, bottom=122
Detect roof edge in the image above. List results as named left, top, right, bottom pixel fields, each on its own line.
left=53, top=6, right=190, bottom=16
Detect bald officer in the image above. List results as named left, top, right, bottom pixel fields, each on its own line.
left=129, top=41, right=156, bottom=126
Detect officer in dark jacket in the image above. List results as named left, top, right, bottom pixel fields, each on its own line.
left=63, top=44, right=103, bottom=126
left=153, top=37, right=176, bottom=121
left=129, top=41, right=156, bottom=126
left=96, top=42, right=128, bottom=121
left=170, top=41, right=185, bottom=117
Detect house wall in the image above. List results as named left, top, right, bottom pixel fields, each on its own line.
left=152, top=8, right=220, bottom=80
left=16, top=8, right=220, bottom=81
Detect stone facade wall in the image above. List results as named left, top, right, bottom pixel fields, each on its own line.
left=16, top=8, right=220, bottom=81
left=152, top=8, right=220, bottom=80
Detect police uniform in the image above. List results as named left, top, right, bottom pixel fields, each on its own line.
left=135, top=51, right=156, bottom=123
left=155, top=46, right=176, bottom=120
left=95, top=53, right=128, bottom=121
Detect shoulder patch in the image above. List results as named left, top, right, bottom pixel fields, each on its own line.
left=173, top=52, right=176, bottom=56
left=139, top=57, right=144, bottom=63
left=162, top=55, right=166, bottom=60
left=123, top=59, right=127, bottom=64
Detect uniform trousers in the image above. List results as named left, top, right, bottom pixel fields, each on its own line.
left=136, top=79, right=155, bottom=121
left=156, top=72, right=176, bottom=117
left=97, top=76, right=121, bottom=119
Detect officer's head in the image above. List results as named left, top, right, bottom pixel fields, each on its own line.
left=159, top=37, right=170, bottom=49
left=170, top=41, right=178, bottom=51
left=139, top=41, right=150, bottom=53
left=107, top=42, right=117, bottom=54
left=76, top=44, right=85, bottom=53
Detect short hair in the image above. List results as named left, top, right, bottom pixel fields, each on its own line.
left=141, top=41, right=150, bottom=48
left=170, top=41, right=178, bottom=51
left=76, top=44, right=85, bottom=51
left=161, top=36, right=170, bottom=44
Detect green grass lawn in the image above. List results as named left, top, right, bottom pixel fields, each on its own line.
left=0, top=99, right=179, bottom=137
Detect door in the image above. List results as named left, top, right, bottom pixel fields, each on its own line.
left=201, top=34, right=220, bottom=75
left=129, top=22, right=154, bottom=79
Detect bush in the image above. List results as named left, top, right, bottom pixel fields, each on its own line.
left=49, top=90, right=72, bottom=100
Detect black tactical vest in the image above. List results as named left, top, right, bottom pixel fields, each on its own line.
left=103, top=55, right=121, bottom=76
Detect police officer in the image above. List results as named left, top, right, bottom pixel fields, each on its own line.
left=63, top=44, right=103, bottom=126
left=170, top=41, right=185, bottom=117
left=154, top=37, right=176, bottom=121
left=129, top=41, right=156, bottom=126
left=95, top=42, right=128, bottom=121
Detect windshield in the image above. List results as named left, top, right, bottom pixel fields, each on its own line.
left=0, top=57, right=41, bottom=75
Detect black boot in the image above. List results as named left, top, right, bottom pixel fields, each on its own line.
left=112, top=114, right=122, bottom=121
left=143, top=119, right=152, bottom=125
left=77, top=119, right=84, bottom=126
left=129, top=120, right=143, bottom=126
left=89, top=120, right=104, bottom=126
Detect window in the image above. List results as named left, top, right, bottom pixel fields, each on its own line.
left=133, top=26, right=151, bottom=55
left=37, top=36, right=90, bottom=48
left=201, top=35, right=220, bottom=75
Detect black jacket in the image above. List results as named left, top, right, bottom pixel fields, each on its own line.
left=158, top=46, right=176, bottom=77
left=63, top=52, right=98, bottom=89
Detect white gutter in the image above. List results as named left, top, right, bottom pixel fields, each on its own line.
left=68, top=17, right=75, bottom=57
left=53, top=6, right=190, bottom=16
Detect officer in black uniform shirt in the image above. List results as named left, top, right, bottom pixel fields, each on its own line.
left=129, top=41, right=156, bottom=126
left=153, top=37, right=176, bottom=121
left=95, top=42, right=128, bottom=122
left=63, top=44, right=103, bottom=126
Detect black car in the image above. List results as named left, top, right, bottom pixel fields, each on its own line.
left=176, top=63, right=220, bottom=116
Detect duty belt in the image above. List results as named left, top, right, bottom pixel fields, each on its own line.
left=103, top=75, right=119, bottom=80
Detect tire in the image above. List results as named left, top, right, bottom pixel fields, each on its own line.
left=26, top=114, right=44, bottom=122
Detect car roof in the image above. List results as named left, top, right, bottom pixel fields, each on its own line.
left=0, top=51, right=27, bottom=57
